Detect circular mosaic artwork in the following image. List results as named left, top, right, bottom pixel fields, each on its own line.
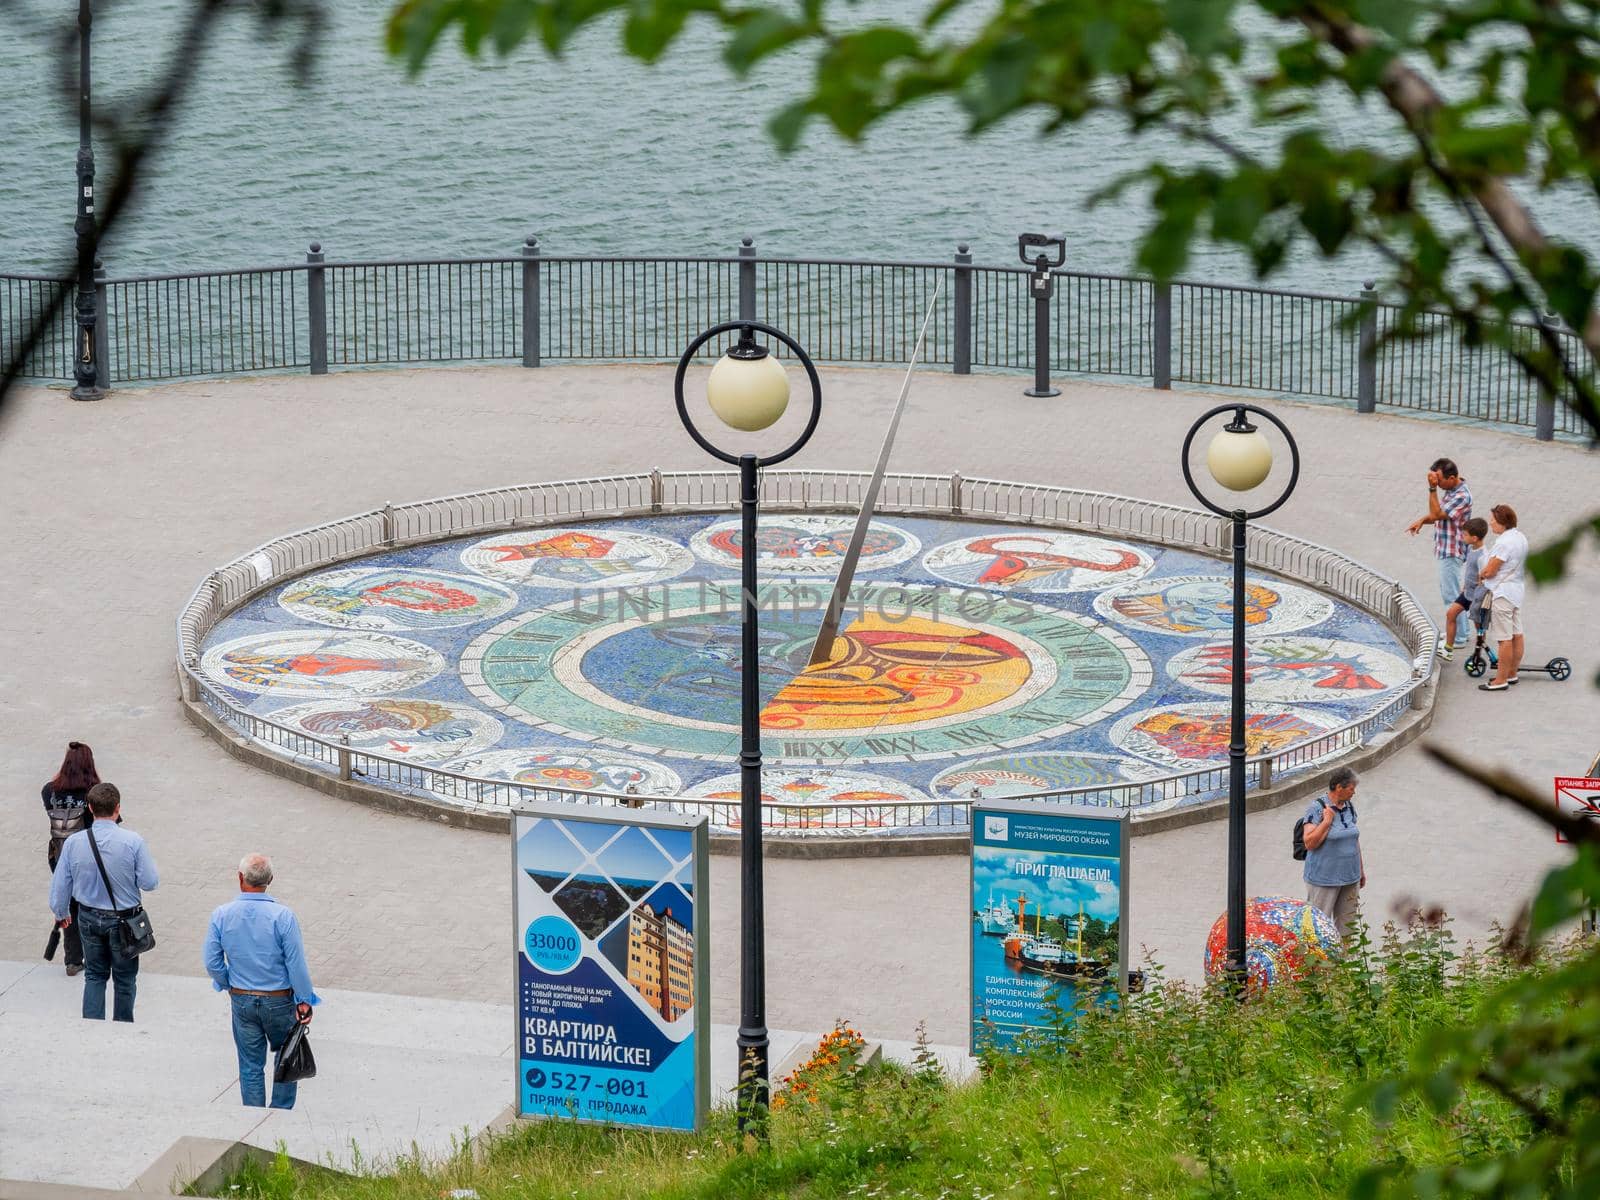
left=201, top=631, right=445, bottom=697
left=437, top=747, right=683, bottom=801
left=929, top=751, right=1168, bottom=800
left=279, top=567, right=518, bottom=631
left=263, top=697, right=503, bottom=762
left=1109, top=701, right=1348, bottom=770
left=460, top=527, right=694, bottom=589
left=922, top=532, right=1154, bottom=593
left=1167, top=637, right=1414, bottom=703
left=690, top=515, right=921, bottom=576
left=197, top=512, right=1415, bottom=828
left=461, top=581, right=1149, bottom=763
left=1093, top=574, right=1335, bottom=638
left=682, top=768, right=935, bottom=833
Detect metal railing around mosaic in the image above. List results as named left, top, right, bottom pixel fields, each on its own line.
left=176, top=470, right=1436, bottom=834
left=6, top=244, right=1588, bottom=440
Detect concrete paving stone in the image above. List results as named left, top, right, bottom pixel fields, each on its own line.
left=1, top=367, right=1596, bottom=1051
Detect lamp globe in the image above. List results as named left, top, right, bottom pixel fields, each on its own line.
left=1206, top=413, right=1274, bottom=492
left=706, top=330, right=790, bottom=432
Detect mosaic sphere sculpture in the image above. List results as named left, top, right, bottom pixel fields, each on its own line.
left=1203, top=895, right=1340, bottom=990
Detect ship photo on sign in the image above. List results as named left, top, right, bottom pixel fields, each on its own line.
left=970, top=799, right=1130, bottom=1052
left=511, top=801, right=709, bottom=1132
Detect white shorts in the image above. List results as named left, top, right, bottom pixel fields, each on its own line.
left=1488, top=594, right=1523, bottom=642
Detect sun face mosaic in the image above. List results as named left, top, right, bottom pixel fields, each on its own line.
left=197, top=513, right=1417, bottom=832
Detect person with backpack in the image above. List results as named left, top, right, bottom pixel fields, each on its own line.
left=42, top=742, right=101, bottom=975
left=1296, top=766, right=1364, bottom=936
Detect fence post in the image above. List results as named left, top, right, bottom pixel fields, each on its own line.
left=1152, top=281, right=1172, bottom=390
left=738, top=236, right=756, bottom=321
left=1536, top=311, right=1558, bottom=441
left=1357, top=280, right=1377, bottom=414
left=338, top=733, right=352, bottom=782
left=92, top=258, right=110, bottom=388
left=521, top=234, right=541, bottom=368
left=650, top=467, right=663, bottom=513
left=953, top=244, right=972, bottom=375
left=381, top=502, right=395, bottom=547
left=950, top=471, right=963, bottom=515
left=307, top=242, right=328, bottom=375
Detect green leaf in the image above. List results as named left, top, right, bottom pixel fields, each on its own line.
left=767, top=99, right=813, bottom=153
left=623, top=1, right=694, bottom=63
left=723, top=10, right=815, bottom=76
left=1435, top=121, right=1531, bottom=177
left=1167, top=0, right=1239, bottom=59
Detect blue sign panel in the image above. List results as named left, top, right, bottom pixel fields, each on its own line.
left=512, top=803, right=709, bottom=1131
left=969, top=800, right=1130, bottom=1052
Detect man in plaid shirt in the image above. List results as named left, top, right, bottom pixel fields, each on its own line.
left=1407, top=456, right=1473, bottom=648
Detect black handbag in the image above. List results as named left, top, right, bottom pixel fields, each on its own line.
left=85, top=827, right=156, bottom=957
left=274, top=1020, right=317, bottom=1084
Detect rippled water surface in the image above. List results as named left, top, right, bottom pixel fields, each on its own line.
left=1, top=1, right=1591, bottom=291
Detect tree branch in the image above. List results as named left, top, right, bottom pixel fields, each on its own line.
left=1297, top=6, right=1600, bottom=368
left=1425, top=743, right=1598, bottom=846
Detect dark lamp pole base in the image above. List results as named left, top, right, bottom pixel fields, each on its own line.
left=69, top=383, right=106, bottom=402
left=1023, top=386, right=1061, bottom=398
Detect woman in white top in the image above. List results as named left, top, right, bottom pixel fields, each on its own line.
left=1477, top=504, right=1528, bottom=692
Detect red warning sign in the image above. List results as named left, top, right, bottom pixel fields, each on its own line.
left=1554, top=777, right=1600, bottom=844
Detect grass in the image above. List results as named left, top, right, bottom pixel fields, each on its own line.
left=223, top=920, right=1575, bottom=1200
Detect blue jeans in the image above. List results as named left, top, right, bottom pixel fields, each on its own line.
left=77, top=907, right=138, bottom=1022
left=1437, top=556, right=1470, bottom=645
left=230, top=993, right=299, bottom=1109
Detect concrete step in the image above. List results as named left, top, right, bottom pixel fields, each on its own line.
left=1, top=961, right=974, bottom=1193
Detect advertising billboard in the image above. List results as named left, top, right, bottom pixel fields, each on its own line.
left=512, top=801, right=709, bottom=1131
left=970, top=800, right=1130, bottom=1052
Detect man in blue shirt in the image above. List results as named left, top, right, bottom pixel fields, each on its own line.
left=203, top=854, right=320, bottom=1109
left=49, top=784, right=160, bottom=1022
left=1302, top=767, right=1365, bottom=936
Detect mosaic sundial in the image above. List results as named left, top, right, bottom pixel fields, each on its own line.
left=196, top=513, right=1415, bottom=829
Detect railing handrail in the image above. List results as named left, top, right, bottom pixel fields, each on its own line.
left=175, top=469, right=1436, bottom=831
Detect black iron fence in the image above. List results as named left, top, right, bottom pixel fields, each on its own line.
left=3, top=238, right=1590, bottom=440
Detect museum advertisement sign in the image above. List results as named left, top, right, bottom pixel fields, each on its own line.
left=511, top=801, right=709, bottom=1131
left=969, top=799, right=1130, bottom=1052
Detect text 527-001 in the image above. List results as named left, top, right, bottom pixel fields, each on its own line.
left=525, top=1068, right=649, bottom=1098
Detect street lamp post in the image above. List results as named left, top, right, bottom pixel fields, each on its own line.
left=673, top=321, right=822, bottom=1130
left=1180, top=404, right=1299, bottom=992
left=71, top=0, right=106, bottom=401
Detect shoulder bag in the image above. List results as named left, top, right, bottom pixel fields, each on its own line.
left=85, top=827, right=156, bottom=957
left=274, top=1021, right=317, bottom=1084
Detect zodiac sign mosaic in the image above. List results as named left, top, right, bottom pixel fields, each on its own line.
left=279, top=568, right=518, bottom=632
left=681, top=769, right=934, bottom=833
left=201, top=631, right=445, bottom=697
left=263, top=697, right=503, bottom=763
left=689, top=515, right=920, bottom=575
left=434, top=747, right=684, bottom=806
left=460, top=527, right=694, bottom=589
left=929, top=751, right=1167, bottom=800
left=1167, top=637, right=1414, bottom=703
left=1093, top=574, right=1334, bottom=638
left=1109, top=701, right=1347, bottom=770
left=922, top=532, right=1154, bottom=593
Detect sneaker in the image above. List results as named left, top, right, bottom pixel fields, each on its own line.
left=65, top=963, right=83, bottom=977
left=1437, top=644, right=1454, bottom=661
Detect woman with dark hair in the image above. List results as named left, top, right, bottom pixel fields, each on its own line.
left=42, top=742, right=101, bottom=975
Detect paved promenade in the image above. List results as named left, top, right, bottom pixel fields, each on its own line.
left=2, top=366, right=1596, bottom=1046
